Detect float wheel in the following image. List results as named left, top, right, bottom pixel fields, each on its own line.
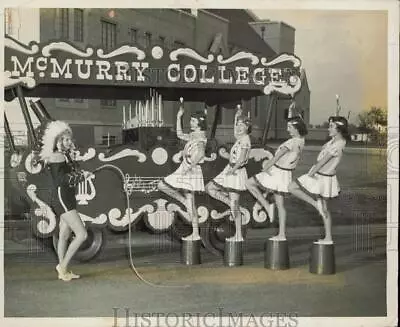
left=53, top=225, right=106, bottom=262
left=169, top=214, right=192, bottom=242
left=201, top=219, right=249, bottom=255
left=200, top=219, right=236, bottom=256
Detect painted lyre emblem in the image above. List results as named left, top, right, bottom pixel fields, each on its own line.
left=76, top=174, right=96, bottom=205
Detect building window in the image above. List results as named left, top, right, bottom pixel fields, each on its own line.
left=102, top=135, right=116, bottom=145
left=101, top=20, right=116, bottom=51
left=130, top=28, right=138, bottom=44
left=58, top=98, right=86, bottom=103
left=101, top=99, right=117, bottom=107
left=60, top=9, right=69, bottom=38
left=74, top=9, right=84, bottom=42
left=145, top=32, right=152, bottom=48
left=55, top=98, right=89, bottom=108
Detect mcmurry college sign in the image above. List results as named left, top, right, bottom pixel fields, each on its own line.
left=4, top=35, right=302, bottom=96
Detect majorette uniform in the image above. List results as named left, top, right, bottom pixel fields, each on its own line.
left=163, top=132, right=207, bottom=192
left=296, top=138, right=346, bottom=198
left=48, top=154, right=85, bottom=217
left=254, top=137, right=305, bottom=195
left=211, top=134, right=251, bottom=192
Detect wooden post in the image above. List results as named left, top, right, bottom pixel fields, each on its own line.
left=31, top=99, right=51, bottom=121
left=210, top=104, right=222, bottom=139
left=262, top=94, right=276, bottom=145
left=3, top=113, right=16, bottom=152
left=29, top=100, right=45, bottom=123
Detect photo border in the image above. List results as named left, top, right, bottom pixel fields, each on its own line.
left=1, top=0, right=398, bottom=326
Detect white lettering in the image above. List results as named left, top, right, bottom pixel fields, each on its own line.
left=76, top=59, right=93, bottom=79
left=50, top=58, right=73, bottom=78
left=199, top=65, right=215, bottom=83
left=115, top=61, right=131, bottom=81
left=183, top=64, right=196, bottom=83
left=253, top=68, right=266, bottom=86
left=131, top=62, right=149, bottom=82
left=235, top=67, right=249, bottom=85
left=167, top=64, right=180, bottom=82
left=270, top=68, right=282, bottom=82
left=36, top=57, right=47, bottom=72
left=95, top=60, right=113, bottom=80
left=218, top=66, right=233, bottom=84
left=11, top=56, right=34, bottom=77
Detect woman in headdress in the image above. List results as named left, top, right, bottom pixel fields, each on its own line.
left=39, top=120, right=90, bottom=281
left=246, top=97, right=307, bottom=240
left=288, top=97, right=350, bottom=244
left=158, top=98, right=207, bottom=241
left=205, top=105, right=252, bottom=242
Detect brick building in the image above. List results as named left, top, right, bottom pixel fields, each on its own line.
left=4, top=8, right=310, bottom=146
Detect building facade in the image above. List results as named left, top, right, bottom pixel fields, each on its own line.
left=5, top=8, right=311, bottom=146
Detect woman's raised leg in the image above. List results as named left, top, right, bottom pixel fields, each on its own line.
left=288, top=181, right=319, bottom=210
left=158, top=181, right=186, bottom=207
left=246, top=177, right=275, bottom=222
left=205, top=181, right=230, bottom=207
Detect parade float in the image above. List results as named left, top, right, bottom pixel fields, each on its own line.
left=3, top=35, right=303, bottom=260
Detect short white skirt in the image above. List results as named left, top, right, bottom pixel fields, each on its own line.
left=297, top=172, right=340, bottom=199
left=212, top=164, right=248, bottom=192
left=163, top=161, right=205, bottom=192
left=254, top=165, right=292, bottom=194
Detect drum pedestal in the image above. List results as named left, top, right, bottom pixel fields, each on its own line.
left=309, top=242, right=335, bottom=275
left=264, top=238, right=290, bottom=270
left=181, top=239, right=201, bottom=265
left=224, top=240, right=243, bottom=267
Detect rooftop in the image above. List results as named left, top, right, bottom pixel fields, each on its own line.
left=205, top=9, right=277, bottom=58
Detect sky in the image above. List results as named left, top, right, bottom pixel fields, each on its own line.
left=253, top=9, right=388, bottom=125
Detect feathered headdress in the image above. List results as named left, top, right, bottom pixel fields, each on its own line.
left=39, top=120, right=72, bottom=162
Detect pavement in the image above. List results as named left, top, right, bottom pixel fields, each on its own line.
left=1, top=222, right=387, bottom=255
left=2, top=223, right=388, bottom=317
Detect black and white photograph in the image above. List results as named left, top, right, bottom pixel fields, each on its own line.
left=1, top=1, right=398, bottom=326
